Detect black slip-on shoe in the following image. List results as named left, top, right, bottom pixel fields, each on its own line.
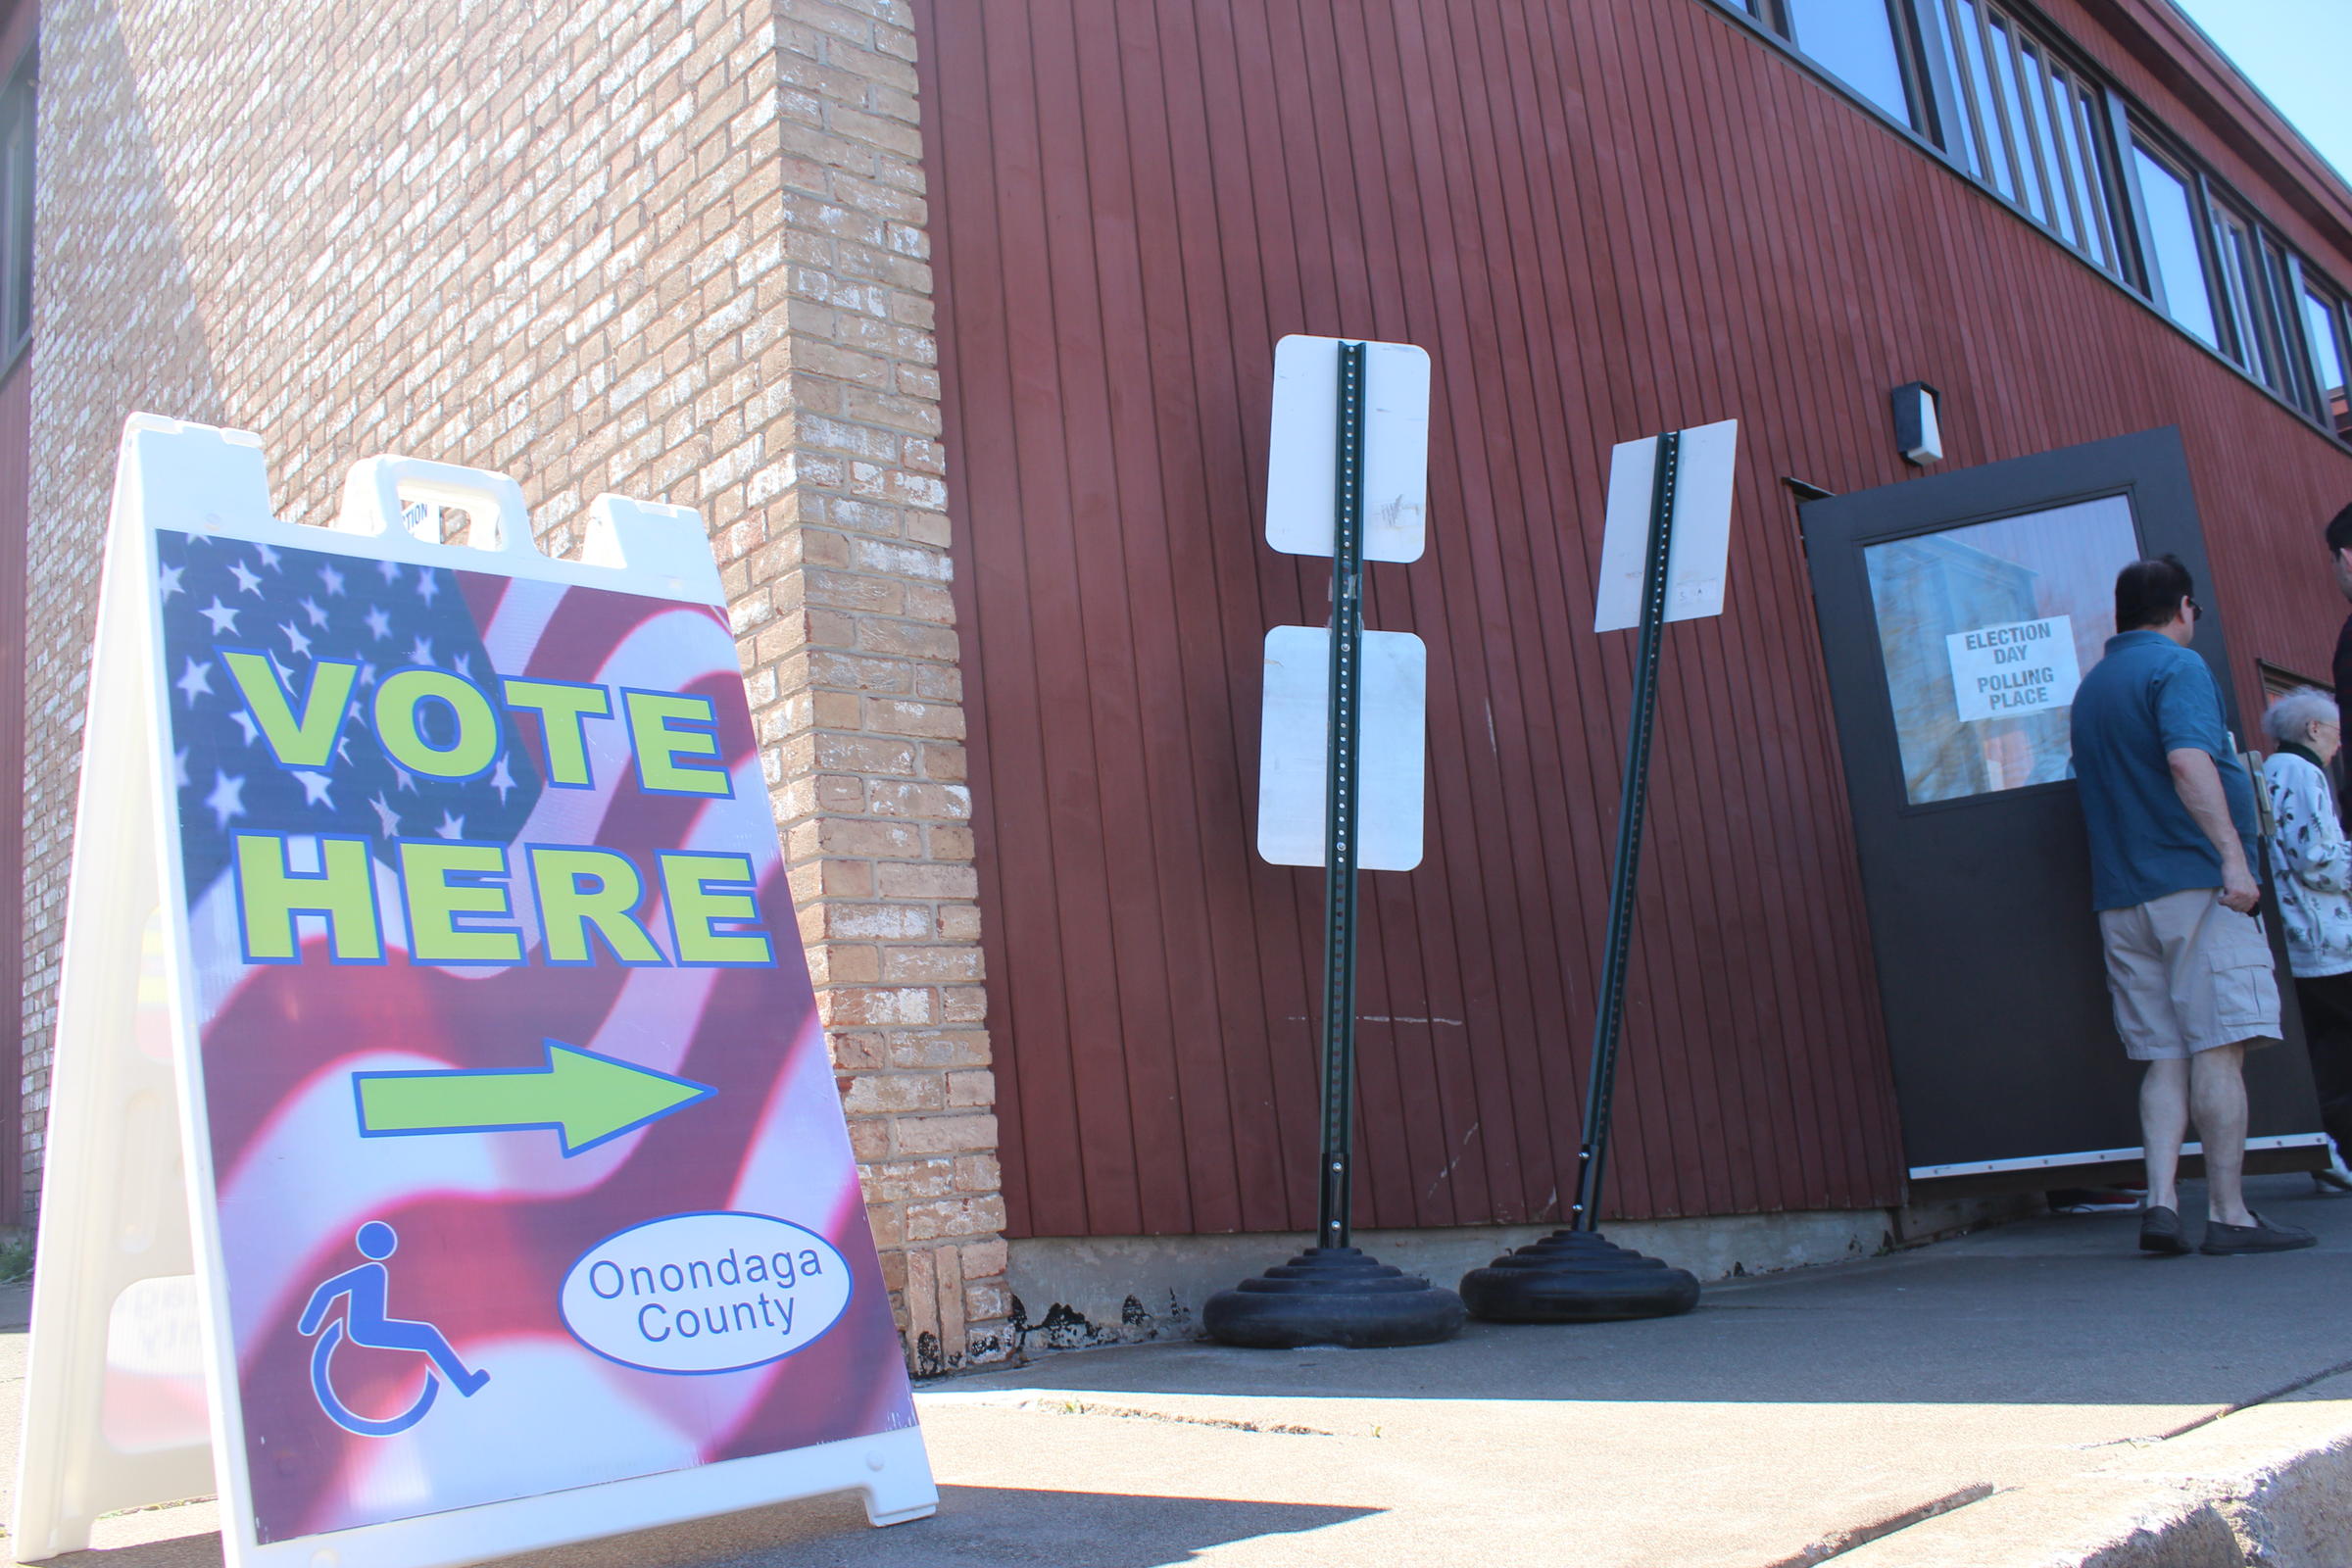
left=2199, top=1213, right=2319, bottom=1255
left=2138, top=1205, right=2190, bottom=1255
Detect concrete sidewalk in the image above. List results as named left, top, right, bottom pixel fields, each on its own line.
left=8, top=1176, right=2352, bottom=1568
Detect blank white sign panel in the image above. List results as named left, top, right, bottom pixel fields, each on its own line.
left=1592, top=418, right=1740, bottom=634
left=1256, top=626, right=1427, bottom=872
left=1264, top=335, right=1431, bottom=564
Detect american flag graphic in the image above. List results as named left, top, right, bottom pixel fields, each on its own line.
left=153, top=526, right=915, bottom=1543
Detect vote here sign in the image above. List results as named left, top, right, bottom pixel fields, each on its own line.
left=1945, top=615, right=2081, bottom=722
left=14, top=419, right=932, bottom=1568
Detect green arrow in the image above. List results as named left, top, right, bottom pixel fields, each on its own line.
left=354, top=1040, right=715, bottom=1156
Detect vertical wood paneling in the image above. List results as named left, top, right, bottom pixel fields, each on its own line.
left=918, top=0, right=2352, bottom=1237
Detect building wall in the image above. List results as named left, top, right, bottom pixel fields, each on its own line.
left=24, top=0, right=1008, bottom=1371
left=914, top=0, right=2352, bottom=1241
left=23, top=0, right=2352, bottom=1363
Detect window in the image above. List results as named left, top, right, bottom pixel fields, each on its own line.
left=2019, top=34, right=2116, bottom=265
left=2305, top=286, right=2352, bottom=439
left=0, top=55, right=30, bottom=364
left=2210, top=202, right=2285, bottom=390
left=2129, top=144, right=2220, bottom=350
left=1710, top=0, right=2352, bottom=448
left=1926, top=0, right=1992, bottom=182
left=2260, top=237, right=2303, bottom=400
left=2125, top=122, right=2352, bottom=442
left=1922, top=0, right=2119, bottom=272
left=1784, top=0, right=1916, bottom=123
left=1984, top=15, right=2046, bottom=226
left=1864, top=496, right=2139, bottom=805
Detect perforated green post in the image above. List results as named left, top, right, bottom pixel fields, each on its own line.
left=1316, top=339, right=1367, bottom=1250
left=1573, top=429, right=1680, bottom=1230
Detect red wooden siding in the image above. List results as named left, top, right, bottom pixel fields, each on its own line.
left=915, top=0, right=2352, bottom=1239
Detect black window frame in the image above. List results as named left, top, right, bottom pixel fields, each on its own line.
left=2255, top=230, right=2304, bottom=400
left=2208, top=192, right=2282, bottom=384
left=1759, top=0, right=1938, bottom=138
left=0, top=47, right=33, bottom=372
left=2287, top=266, right=2352, bottom=439
left=2119, top=127, right=2226, bottom=347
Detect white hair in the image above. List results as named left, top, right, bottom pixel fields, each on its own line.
left=2264, top=686, right=2339, bottom=747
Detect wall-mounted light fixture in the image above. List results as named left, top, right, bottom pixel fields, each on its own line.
left=1890, top=381, right=1942, bottom=466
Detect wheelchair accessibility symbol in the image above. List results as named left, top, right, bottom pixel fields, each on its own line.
left=298, top=1221, right=491, bottom=1437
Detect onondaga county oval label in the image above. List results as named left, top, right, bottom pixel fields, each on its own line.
left=560, top=1211, right=854, bottom=1375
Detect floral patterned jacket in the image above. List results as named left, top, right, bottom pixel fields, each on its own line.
left=2262, top=749, right=2352, bottom=979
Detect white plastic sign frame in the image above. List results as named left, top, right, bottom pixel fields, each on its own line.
left=13, top=416, right=935, bottom=1568
left=1264, top=334, right=1432, bottom=563
left=1592, top=418, right=1740, bottom=633
left=1256, top=626, right=1428, bottom=871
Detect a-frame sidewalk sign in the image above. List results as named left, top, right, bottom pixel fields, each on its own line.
left=13, top=416, right=935, bottom=1568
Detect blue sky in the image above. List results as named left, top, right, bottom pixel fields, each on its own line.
left=2171, top=0, right=2352, bottom=186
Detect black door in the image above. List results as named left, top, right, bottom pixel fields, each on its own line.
left=1802, top=427, right=2323, bottom=1178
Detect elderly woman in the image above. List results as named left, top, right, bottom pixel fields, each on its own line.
left=2262, top=687, right=2352, bottom=1191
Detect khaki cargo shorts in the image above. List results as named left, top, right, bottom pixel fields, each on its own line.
left=2097, top=886, right=2281, bottom=1060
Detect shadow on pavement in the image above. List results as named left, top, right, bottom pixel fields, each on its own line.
left=20, top=1488, right=1374, bottom=1568
left=496, top=1485, right=1375, bottom=1568
left=20, top=1533, right=222, bottom=1568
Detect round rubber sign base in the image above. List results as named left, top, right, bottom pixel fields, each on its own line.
left=1459, top=1229, right=1701, bottom=1322
left=1203, top=1247, right=1466, bottom=1348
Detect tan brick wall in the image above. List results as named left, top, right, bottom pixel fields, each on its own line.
left=24, top=0, right=1007, bottom=1371
left=758, top=0, right=1007, bottom=1373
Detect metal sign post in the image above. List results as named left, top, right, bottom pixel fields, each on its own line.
left=1206, top=337, right=1462, bottom=1349
left=1459, top=420, right=1739, bottom=1324
left=1572, top=430, right=1681, bottom=1236
left=1317, top=339, right=1369, bottom=1251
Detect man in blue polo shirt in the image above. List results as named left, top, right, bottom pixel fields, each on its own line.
left=2071, top=555, right=2313, bottom=1256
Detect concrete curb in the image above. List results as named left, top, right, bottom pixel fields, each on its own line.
left=1832, top=1371, right=2352, bottom=1568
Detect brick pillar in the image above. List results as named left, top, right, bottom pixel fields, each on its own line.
left=731, top=0, right=1007, bottom=1374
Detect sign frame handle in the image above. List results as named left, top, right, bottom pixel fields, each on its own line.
left=13, top=466, right=215, bottom=1559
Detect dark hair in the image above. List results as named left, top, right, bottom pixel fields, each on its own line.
left=2115, top=555, right=2194, bottom=632
left=2328, top=501, right=2352, bottom=556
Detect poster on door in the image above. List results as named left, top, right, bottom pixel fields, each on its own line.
left=15, top=417, right=932, bottom=1568
left=1945, top=614, right=2082, bottom=722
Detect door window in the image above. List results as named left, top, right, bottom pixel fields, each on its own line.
left=1862, top=494, right=2139, bottom=804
